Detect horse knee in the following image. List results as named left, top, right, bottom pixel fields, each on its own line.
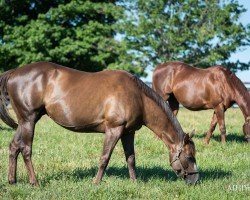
left=127, top=155, right=135, bottom=166
left=21, top=146, right=32, bottom=161
left=210, top=126, right=216, bottom=132
left=99, top=156, right=109, bottom=168
left=220, top=127, right=226, bottom=135
left=9, top=142, right=20, bottom=159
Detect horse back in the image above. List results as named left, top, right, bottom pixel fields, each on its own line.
left=153, top=62, right=198, bottom=95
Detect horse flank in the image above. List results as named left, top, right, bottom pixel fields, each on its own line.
left=131, top=75, right=184, bottom=139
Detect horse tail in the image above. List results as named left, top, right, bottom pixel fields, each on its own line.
left=0, top=69, right=18, bottom=129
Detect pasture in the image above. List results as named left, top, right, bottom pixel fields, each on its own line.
left=0, top=108, right=249, bottom=199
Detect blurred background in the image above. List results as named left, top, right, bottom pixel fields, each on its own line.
left=0, top=0, right=249, bottom=87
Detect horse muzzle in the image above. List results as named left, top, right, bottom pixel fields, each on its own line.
left=184, top=172, right=199, bottom=185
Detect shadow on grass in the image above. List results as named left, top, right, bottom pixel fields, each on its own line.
left=193, top=132, right=246, bottom=143
left=40, top=166, right=232, bottom=186
left=0, top=126, right=14, bottom=132
left=199, top=168, right=232, bottom=181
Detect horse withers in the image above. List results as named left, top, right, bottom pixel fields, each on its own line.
left=0, top=62, right=199, bottom=186
left=153, top=61, right=250, bottom=144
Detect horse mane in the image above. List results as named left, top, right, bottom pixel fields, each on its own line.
left=226, top=69, right=250, bottom=101
left=131, top=75, right=184, bottom=140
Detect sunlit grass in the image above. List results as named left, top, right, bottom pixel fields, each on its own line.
left=0, top=108, right=249, bottom=199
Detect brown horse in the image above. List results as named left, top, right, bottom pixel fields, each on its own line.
left=153, top=61, right=250, bottom=144
left=0, top=62, right=199, bottom=186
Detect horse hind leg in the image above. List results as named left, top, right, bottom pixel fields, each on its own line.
left=9, top=115, right=39, bottom=186
left=215, top=105, right=227, bottom=143
left=8, top=126, right=21, bottom=184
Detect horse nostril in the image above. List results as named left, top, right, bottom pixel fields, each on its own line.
left=185, top=173, right=200, bottom=185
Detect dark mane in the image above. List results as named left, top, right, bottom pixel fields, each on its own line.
left=131, top=75, right=184, bottom=139
left=228, top=70, right=250, bottom=101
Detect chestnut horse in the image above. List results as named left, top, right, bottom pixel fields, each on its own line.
left=0, top=62, right=199, bottom=186
left=153, top=61, right=250, bottom=144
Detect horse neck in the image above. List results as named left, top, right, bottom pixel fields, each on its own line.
left=234, top=92, right=250, bottom=120
left=142, top=94, right=184, bottom=147
left=232, top=81, right=250, bottom=120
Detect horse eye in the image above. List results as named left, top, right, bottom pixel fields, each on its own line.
left=185, top=156, right=195, bottom=162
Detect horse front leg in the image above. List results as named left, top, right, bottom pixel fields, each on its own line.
left=204, top=112, right=217, bottom=144
left=94, top=125, right=124, bottom=184
left=215, top=105, right=226, bottom=143
left=121, top=132, right=136, bottom=181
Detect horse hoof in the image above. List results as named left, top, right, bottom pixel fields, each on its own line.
left=203, top=139, right=209, bottom=145
left=93, top=179, right=100, bottom=185
left=131, top=177, right=137, bottom=182
left=8, top=180, right=16, bottom=185
left=30, top=182, right=39, bottom=187
left=221, top=140, right=226, bottom=144
left=221, top=138, right=226, bottom=144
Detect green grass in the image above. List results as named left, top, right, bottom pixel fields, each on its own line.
left=0, top=108, right=249, bottom=199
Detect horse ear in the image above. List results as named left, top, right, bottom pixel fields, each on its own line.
left=184, top=133, right=190, bottom=144
left=189, top=129, right=195, bottom=138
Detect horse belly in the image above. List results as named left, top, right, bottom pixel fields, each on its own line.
left=180, top=101, right=208, bottom=111
left=174, top=88, right=213, bottom=110
left=45, top=97, right=106, bottom=131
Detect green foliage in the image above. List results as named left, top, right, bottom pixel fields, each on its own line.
left=0, top=0, right=142, bottom=74
left=119, top=0, right=250, bottom=72
left=0, top=108, right=249, bottom=199
left=0, top=0, right=249, bottom=74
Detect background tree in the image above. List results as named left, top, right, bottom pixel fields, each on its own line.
left=0, top=0, right=249, bottom=75
left=119, top=0, right=250, bottom=72
left=0, top=0, right=142, bottom=74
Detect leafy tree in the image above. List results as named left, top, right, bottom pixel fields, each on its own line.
left=1, top=0, right=249, bottom=75
left=119, top=0, right=250, bottom=72
left=0, top=0, right=142, bottom=74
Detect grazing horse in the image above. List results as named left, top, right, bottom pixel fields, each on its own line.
left=153, top=61, right=250, bottom=144
left=0, top=62, right=199, bottom=186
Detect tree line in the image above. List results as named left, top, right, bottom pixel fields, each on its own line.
left=0, top=0, right=249, bottom=76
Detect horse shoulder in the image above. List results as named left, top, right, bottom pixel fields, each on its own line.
left=209, top=67, right=235, bottom=104
left=153, top=64, right=177, bottom=96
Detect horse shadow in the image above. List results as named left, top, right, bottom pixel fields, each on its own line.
left=194, top=132, right=246, bottom=143
left=0, top=126, right=14, bottom=132
left=40, top=166, right=232, bottom=186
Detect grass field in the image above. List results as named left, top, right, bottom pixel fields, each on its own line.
left=0, top=108, right=249, bottom=199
